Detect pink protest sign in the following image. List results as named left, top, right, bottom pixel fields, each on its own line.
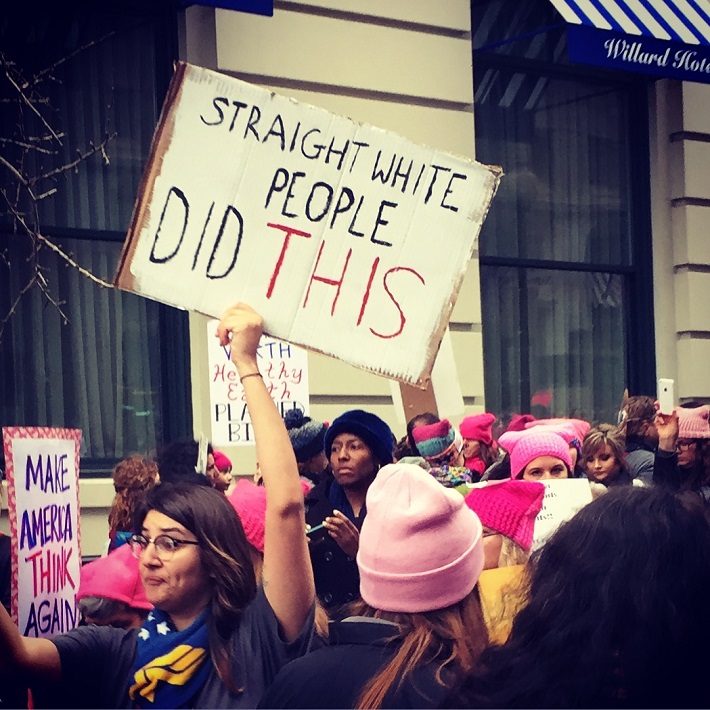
left=2, top=427, right=82, bottom=637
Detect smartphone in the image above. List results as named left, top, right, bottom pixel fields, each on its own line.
left=657, top=378, right=675, bottom=415
left=306, top=522, right=329, bottom=543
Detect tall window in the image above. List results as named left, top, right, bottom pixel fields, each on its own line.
left=472, top=0, right=655, bottom=425
left=0, top=4, right=191, bottom=472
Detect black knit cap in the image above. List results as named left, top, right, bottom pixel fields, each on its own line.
left=323, top=409, right=395, bottom=466
left=284, top=409, right=327, bottom=463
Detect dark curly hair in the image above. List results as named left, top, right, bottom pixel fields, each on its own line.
left=447, top=487, right=710, bottom=708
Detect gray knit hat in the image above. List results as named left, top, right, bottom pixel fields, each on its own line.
left=284, top=409, right=328, bottom=463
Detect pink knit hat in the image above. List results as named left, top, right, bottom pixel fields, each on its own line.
left=464, top=480, right=545, bottom=552
left=357, top=463, right=484, bottom=613
left=459, top=413, right=497, bottom=446
left=227, top=478, right=310, bottom=552
left=77, top=544, right=153, bottom=611
left=498, top=429, right=573, bottom=479
left=677, top=405, right=710, bottom=439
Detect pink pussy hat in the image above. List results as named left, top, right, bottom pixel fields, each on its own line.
left=464, top=480, right=545, bottom=552
left=357, top=463, right=484, bottom=613
left=77, top=544, right=153, bottom=611
left=525, top=418, right=591, bottom=446
left=677, top=405, right=710, bottom=440
left=498, top=429, right=573, bottom=479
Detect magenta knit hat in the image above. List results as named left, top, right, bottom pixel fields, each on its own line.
left=459, top=413, right=496, bottom=446
left=212, top=450, right=232, bottom=472
left=677, top=405, right=710, bottom=439
left=498, top=429, right=573, bottom=479
left=227, top=478, right=310, bottom=552
left=464, top=480, right=545, bottom=552
left=77, top=544, right=153, bottom=611
left=357, top=463, right=484, bottom=613
left=411, top=419, right=463, bottom=465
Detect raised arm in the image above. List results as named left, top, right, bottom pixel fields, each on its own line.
left=216, top=303, right=315, bottom=642
left=0, top=602, right=61, bottom=683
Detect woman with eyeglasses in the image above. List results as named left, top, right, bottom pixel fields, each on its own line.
left=0, top=302, right=316, bottom=708
left=654, top=405, right=710, bottom=505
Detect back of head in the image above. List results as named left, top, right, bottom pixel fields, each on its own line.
left=357, top=463, right=484, bottom=613
left=156, top=438, right=213, bottom=486
left=405, top=412, right=439, bottom=453
left=463, top=486, right=710, bottom=708
left=77, top=544, right=152, bottom=617
left=283, top=409, right=327, bottom=463
left=109, top=455, right=159, bottom=532
left=323, top=409, right=394, bottom=466
left=411, top=419, right=463, bottom=467
left=620, top=395, right=656, bottom=439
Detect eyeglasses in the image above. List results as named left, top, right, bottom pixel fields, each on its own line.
left=677, top=440, right=697, bottom=451
left=129, top=533, right=199, bottom=560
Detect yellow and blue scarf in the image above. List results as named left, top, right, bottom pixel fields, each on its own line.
left=129, top=608, right=210, bottom=708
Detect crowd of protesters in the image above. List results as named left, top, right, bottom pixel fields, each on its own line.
left=1, top=302, right=710, bottom=708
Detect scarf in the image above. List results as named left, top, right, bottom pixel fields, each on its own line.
left=428, top=465, right=473, bottom=488
left=129, top=608, right=211, bottom=708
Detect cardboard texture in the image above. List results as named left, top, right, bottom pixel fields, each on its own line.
left=115, top=62, right=502, bottom=387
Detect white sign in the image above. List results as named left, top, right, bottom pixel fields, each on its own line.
left=207, top=320, right=309, bottom=445
left=531, top=478, right=593, bottom=552
left=115, top=62, right=502, bottom=387
left=2, top=427, right=82, bottom=637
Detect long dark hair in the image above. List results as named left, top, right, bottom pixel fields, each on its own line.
left=678, top=438, right=710, bottom=492
left=135, top=482, right=257, bottom=694
left=449, top=487, right=710, bottom=708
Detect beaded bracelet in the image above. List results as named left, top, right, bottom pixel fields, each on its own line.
left=239, top=372, right=262, bottom=383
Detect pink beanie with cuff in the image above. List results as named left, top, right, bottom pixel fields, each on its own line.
left=357, top=463, right=484, bottom=613
left=77, top=544, right=153, bottom=611
left=677, top=405, right=710, bottom=440
left=498, top=429, right=573, bottom=479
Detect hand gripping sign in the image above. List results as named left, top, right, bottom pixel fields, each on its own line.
left=115, top=62, right=502, bottom=387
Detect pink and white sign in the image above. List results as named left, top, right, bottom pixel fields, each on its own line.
left=2, top=427, right=82, bottom=637
left=207, top=320, right=309, bottom=445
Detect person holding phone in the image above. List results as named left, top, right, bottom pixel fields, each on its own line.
left=305, top=409, right=394, bottom=617
left=654, top=404, right=710, bottom=504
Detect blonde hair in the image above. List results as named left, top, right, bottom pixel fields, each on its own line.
left=349, top=589, right=489, bottom=709
left=108, top=455, right=159, bottom=533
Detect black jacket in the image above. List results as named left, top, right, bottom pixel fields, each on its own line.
left=305, top=477, right=363, bottom=616
left=258, top=618, right=452, bottom=709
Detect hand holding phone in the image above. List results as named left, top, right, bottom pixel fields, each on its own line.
left=657, top=378, right=675, bottom=415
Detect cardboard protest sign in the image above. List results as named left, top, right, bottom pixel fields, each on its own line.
left=115, top=62, right=502, bottom=387
left=207, top=319, right=309, bottom=445
left=1, top=427, right=82, bottom=637
left=531, top=478, right=593, bottom=552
